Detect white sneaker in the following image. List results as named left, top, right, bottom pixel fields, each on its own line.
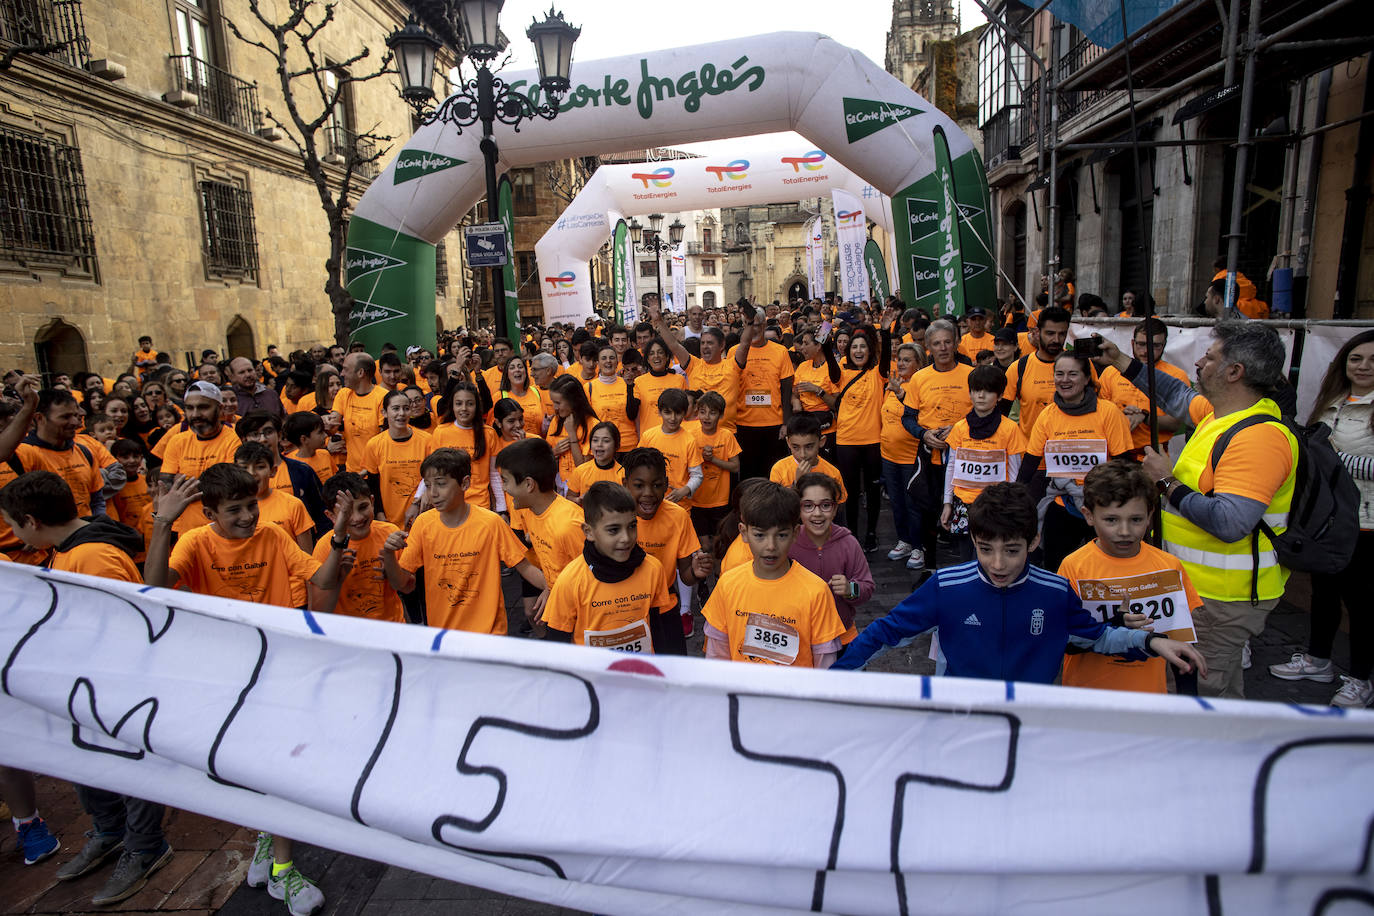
left=245, top=832, right=272, bottom=888
left=1241, top=641, right=1252, bottom=670
left=887, top=541, right=914, bottom=561
left=1332, top=675, right=1374, bottom=708
left=269, top=864, right=325, bottom=916
left=906, top=548, right=926, bottom=571
left=1268, top=653, right=1335, bottom=683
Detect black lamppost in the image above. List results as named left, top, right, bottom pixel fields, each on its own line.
left=388, top=2, right=581, bottom=338
left=628, top=213, right=684, bottom=310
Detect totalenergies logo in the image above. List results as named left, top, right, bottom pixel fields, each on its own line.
left=544, top=271, right=576, bottom=289
left=704, top=159, right=750, bottom=182
left=837, top=209, right=862, bottom=225
left=631, top=167, right=675, bottom=188
left=781, top=150, right=827, bottom=172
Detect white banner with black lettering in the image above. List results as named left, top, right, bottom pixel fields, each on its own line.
left=2, top=564, right=1372, bottom=915
left=832, top=188, right=869, bottom=305
left=806, top=215, right=826, bottom=300
left=671, top=242, right=687, bottom=313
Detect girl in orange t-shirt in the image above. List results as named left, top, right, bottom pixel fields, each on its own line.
left=821, top=325, right=890, bottom=552
left=433, top=382, right=499, bottom=509
left=547, top=374, right=597, bottom=493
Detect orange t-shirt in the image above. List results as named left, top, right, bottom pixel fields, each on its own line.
left=684, top=357, right=740, bottom=431
left=635, top=499, right=699, bottom=588
left=397, top=505, right=527, bottom=633
left=11, top=441, right=104, bottom=517
left=296, top=392, right=319, bottom=413
left=110, top=476, right=154, bottom=562
left=158, top=426, right=243, bottom=534
left=635, top=371, right=687, bottom=433
left=509, top=495, right=585, bottom=589
left=701, top=561, right=845, bottom=667
left=729, top=341, right=795, bottom=428
left=1099, top=362, right=1191, bottom=449
left=547, top=419, right=592, bottom=485
left=169, top=523, right=320, bottom=606
left=1027, top=398, right=1135, bottom=484
left=295, top=448, right=336, bottom=487
left=943, top=414, right=1027, bottom=505
left=639, top=425, right=703, bottom=504
left=693, top=426, right=740, bottom=510
left=1058, top=539, right=1202, bottom=693
left=793, top=358, right=839, bottom=431
left=904, top=363, right=974, bottom=464
left=835, top=368, right=884, bottom=447
left=769, top=455, right=848, bottom=503
left=543, top=553, right=672, bottom=650
left=566, top=459, right=622, bottom=495
left=363, top=428, right=435, bottom=523
left=1192, top=406, right=1297, bottom=501
left=333, top=385, right=387, bottom=472
left=432, top=423, right=499, bottom=509
left=1003, top=354, right=1064, bottom=437
left=312, top=521, right=404, bottom=623
left=957, top=333, right=995, bottom=360
left=721, top=534, right=753, bottom=572
left=51, top=540, right=141, bottom=583
left=492, top=385, right=544, bottom=437
left=880, top=385, right=920, bottom=465
left=585, top=377, right=639, bottom=451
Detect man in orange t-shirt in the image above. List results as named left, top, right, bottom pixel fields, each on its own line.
left=333, top=353, right=388, bottom=473
left=729, top=304, right=794, bottom=480
left=0, top=379, right=110, bottom=521
left=158, top=383, right=242, bottom=534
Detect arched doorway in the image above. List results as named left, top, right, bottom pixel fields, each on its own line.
left=1001, top=202, right=1027, bottom=303
left=34, top=318, right=88, bottom=384
left=226, top=315, right=255, bottom=360
left=701, top=290, right=716, bottom=309
left=786, top=279, right=808, bottom=303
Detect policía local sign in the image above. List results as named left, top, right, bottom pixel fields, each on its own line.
left=464, top=222, right=508, bottom=268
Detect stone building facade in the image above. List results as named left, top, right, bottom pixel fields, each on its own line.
left=721, top=198, right=836, bottom=305
left=0, top=0, right=457, bottom=378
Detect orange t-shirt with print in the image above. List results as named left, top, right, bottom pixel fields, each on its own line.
left=639, top=425, right=703, bottom=505
left=835, top=367, right=884, bottom=446
left=943, top=414, right=1027, bottom=505
left=1058, top=539, right=1202, bottom=693
left=585, top=377, right=639, bottom=451
left=312, top=521, right=404, bottom=623
left=294, top=448, right=336, bottom=487
left=904, top=363, right=974, bottom=464
left=635, top=499, right=699, bottom=588
left=169, top=523, right=320, bottom=606
left=793, top=358, right=839, bottom=432
left=728, top=341, right=794, bottom=428
left=880, top=385, right=920, bottom=465
left=693, top=426, right=740, bottom=510
left=11, top=441, right=104, bottom=517
left=509, top=495, right=585, bottom=589
left=397, top=505, right=527, bottom=633
left=158, top=426, right=243, bottom=534
left=684, top=357, right=740, bottom=431
left=1027, top=398, right=1135, bottom=484
left=701, top=561, right=845, bottom=668
left=432, top=423, right=499, bottom=509
left=635, top=371, right=687, bottom=433
left=332, top=385, right=388, bottom=473
left=769, top=455, right=848, bottom=503
left=363, top=428, right=435, bottom=522
left=543, top=553, right=672, bottom=650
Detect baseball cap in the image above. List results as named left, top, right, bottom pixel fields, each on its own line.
left=993, top=328, right=1019, bottom=344
left=966, top=306, right=988, bottom=318
left=185, top=381, right=223, bottom=404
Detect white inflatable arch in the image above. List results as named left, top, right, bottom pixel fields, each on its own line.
left=534, top=149, right=896, bottom=322
left=348, top=31, right=993, bottom=349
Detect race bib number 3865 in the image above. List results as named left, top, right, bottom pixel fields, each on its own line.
left=1076, top=570, right=1196, bottom=642
left=740, top=612, right=801, bottom=665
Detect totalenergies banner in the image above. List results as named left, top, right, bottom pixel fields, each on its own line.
left=5, top=564, right=1374, bottom=915
left=805, top=215, right=826, bottom=300
left=350, top=32, right=993, bottom=342
left=832, top=188, right=868, bottom=305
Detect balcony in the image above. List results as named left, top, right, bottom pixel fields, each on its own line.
left=167, top=54, right=262, bottom=134
left=323, top=125, right=378, bottom=179
left=982, top=106, right=1025, bottom=170
left=685, top=239, right=719, bottom=256
left=0, top=0, right=90, bottom=70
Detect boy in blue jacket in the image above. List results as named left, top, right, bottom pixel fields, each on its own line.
left=832, top=482, right=1207, bottom=683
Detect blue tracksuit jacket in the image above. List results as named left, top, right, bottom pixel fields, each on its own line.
left=832, top=560, right=1152, bottom=683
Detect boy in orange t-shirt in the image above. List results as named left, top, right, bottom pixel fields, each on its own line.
left=690, top=392, right=740, bottom=556
left=623, top=446, right=713, bottom=638
left=234, top=442, right=314, bottom=552
left=109, top=438, right=154, bottom=562
left=542, top=481, right=682, bottom=654
left=146, top=463, right=353, bottom=914
left=1, top=470, right=142, bottom=583
left=495, top=437, right=586, bottom=626
left=637, top=389, right=703, bottom=509
left=702, top=481, right=845, bottom=667
left=387, top=447, right=545, bottom=634
left=1057, top=461, right=1202, bottom=694
left=941, top=365, right=1027, bottom=561
left=312, top=472, right=407, bottom=623
left=769, top=414, right=848, bottom=502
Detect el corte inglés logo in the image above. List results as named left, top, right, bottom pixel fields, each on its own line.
left=393, top=152, right=465, bottom=185
left=842, top=97, right=923, bottom=143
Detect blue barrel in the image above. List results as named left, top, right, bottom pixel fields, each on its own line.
left=1271, top=267, right=1293, bottom=315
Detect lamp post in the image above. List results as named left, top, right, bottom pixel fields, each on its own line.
left=628, top=213, right=684, bottom=311
left=388, top=2, right=581, bottom=339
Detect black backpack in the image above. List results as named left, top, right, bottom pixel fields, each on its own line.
left=1208, top=415, right=1360, bottom=597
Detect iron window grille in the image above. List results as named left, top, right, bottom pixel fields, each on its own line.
left=0, top=0, right=90, bottom=69
left=0, top=124, right=97, bottom=276
left=198, top=178, right=259, bottom=280
left=170, top=54, right=261, bottom=133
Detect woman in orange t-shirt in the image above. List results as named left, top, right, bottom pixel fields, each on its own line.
left=433, top=381, right=499, bottom=509
left=547, top=374, right=597, bottom=491
left=791, top=327, right=841, bottom=450
left=821, top=324, right=891, bottom=552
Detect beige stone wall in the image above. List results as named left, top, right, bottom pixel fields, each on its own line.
left=0, top=0, right=449, bottom=377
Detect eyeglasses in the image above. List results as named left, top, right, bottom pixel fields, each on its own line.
left=800, top=500, right=835, bottom=513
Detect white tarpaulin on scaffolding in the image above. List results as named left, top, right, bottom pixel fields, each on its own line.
left=2, top=563, right=1373, bottom=915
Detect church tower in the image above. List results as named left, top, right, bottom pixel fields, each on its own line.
left=885, top=0, right=960, bottom=88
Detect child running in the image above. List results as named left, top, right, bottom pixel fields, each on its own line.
left=542, top=481, right=683, bottom=654
left=312, top=472, right=408, bottom=623
left=622, top=446, right=713, bottom=637
left=790, top=472, right=874, bottom=645
left=638, top=388, right=703, bottom=507
left=494, top=437, right=586, bottom=626
left=689, top=391, right=740, bottom=557
left=941, top=364, right=1027, bottom=561
left=565, top=421, right=621, bottom=502
left=769, top=414, right=848, bottom=504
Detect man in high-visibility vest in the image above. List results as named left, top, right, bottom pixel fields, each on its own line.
left=1095, top=322, right=1297, bottom=699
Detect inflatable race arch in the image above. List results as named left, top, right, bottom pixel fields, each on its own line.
left=533, top=149, right=897, bottom=324
left=347, top=32, right=995, bottom=350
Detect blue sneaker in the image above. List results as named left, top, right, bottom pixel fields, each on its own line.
left=17, top=816, right=59, bottom=866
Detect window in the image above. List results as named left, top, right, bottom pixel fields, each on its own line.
left=702, top=227, right=713, bottom=251
left=516, top=251, right=537, bottom=292
left=0, top=0, right=90, bottom=69
left=977, top=21, right=1026, bottom=127
left=639, top=259, right=656, bottom=279
left=197, top=177, right=259, bottom=281
left=701, top=259, right=716, bottom=276
left=702, top=291, right=716, bottom=309
left=0, top=124, right=98, bottom=277
left=170, top=0, right=261, bottom=132
left=434, top=239, right=448, bottom=295
left=511, top=168, right=537, bottom=217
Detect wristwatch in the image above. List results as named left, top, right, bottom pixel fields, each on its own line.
left=1155, top=475, right=1177, bottom=495
left=330, top=535, right=349, bottom=550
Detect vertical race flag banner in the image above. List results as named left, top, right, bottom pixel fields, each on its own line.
left=805, top=215, right=826, bottom=300
left=864, top=237, right=891, bottom=304
left=498, top=176, right=521, bottom=336
left=345, top=216, right=435, bottom=354
left=4, top=563, right=1374, bottom=916
left=611, top=219, right=630, bottom=325
left=671, top=243, right=687, bottom=313
left=832, top=188, right=869, bottom=304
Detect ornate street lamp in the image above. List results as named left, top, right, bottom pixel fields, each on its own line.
left=388, top=3, right=581, bottom=338
left=629, top=213, right=684, bottom=308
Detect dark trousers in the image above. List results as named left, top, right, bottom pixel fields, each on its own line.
left=736, top=424, right=784, bottom=481
left=881, top=458, right=919, bottom=546
left=835, top=443, right=882, bottom=542
left=1309, top=529, right=1374, bottom=678
left=77, top=785, right=165, bottom=855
